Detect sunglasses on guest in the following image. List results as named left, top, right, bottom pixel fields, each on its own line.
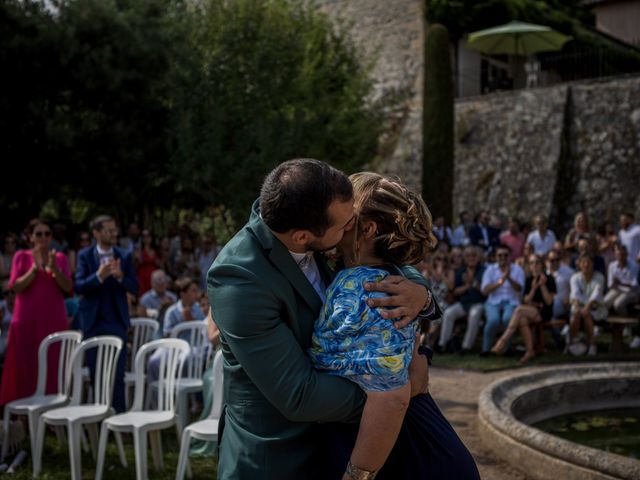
left=34, top=231, right=52, bottom=238
left=496, top=252, right=509, bottom=258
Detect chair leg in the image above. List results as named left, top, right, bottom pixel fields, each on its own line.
left=175, top=428, right=192, bottom=480
left=68, top=423, right=83, bottom=480
left=114, top=431, right=128, bottom=467
left=133, top=430, right=148, bottom=480
left=27, top=411, right=38, bottom=470
left=1, top=407, right=11, bottom=461
left=150, top=430, right=164, bottom=471
left=95, top=423, right=110, bottom=480
left=33, top=416, right=47, bottom=477
left=81, top=424, right=91, bottom=453
left=55, top=425, right=67, bottom=444
left=87, top=423, right=99, bottom=460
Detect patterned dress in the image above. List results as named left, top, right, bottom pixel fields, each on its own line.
left=308, top=266, right=416, bottom=392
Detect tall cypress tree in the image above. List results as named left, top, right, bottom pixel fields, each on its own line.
left=422, top=22, right=454, bottom=223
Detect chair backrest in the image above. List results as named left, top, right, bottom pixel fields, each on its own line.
left=170, top=322, right=208, bottom=380
left=69, top=336, right=123, bottom=407
left=208, top=349, right=225, bottom=421
left=131, top=338, right=190, bottom=412
left=129, top=318, right=159, bottom=371
left=35, top=330, right=82, bottom=396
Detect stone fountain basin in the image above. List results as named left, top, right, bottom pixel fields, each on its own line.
left=478, top=362, right=640, bottom=480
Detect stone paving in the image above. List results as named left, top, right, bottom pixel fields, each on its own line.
left=428, top=366, right=528, bottom=480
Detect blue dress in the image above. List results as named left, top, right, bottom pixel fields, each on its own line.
left=309, top=265, right=480, bottom=480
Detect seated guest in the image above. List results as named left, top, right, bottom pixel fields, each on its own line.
left=515, top=242, right=535, bottom=277
left=526, top=215, right=556, bottom=256
left=448, top=246, right=464, bottom=271
left=422, top=252, right=454, bottom=349
left=140, top=269, right=177, bottom=314
left=469, top=211, right=500, bottom=253
left=604, top=244, right=639, bottom=315
left=569, top=254, right=607, bottom=356
left=450, top=211, right=472, bottom=247
left=618, top=212, right=640, bottom=264
left=432, top=216, right=453, bottom=245
left=438, top=246, right=485, bottom=354
left=500, top=217, right=525, bottom=261
left=162, top=277, right=204, bottom=337
left=597, top=222, right=617, bottom=268
left=546, top=249, right=574, bottom=319
left=570, top=238, right=605, bottom=276
left=564, top=212, right=593, bottom=253
left=491, top=254, right=556, bottom=363
left=480, top=245, right=525, bottom=356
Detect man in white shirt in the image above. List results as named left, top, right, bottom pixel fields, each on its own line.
left=604, top=244, right=639, bottom=315
left=526, top=214, right=557, bottom=256
left=618, top=212, right=640, bottom=264
left=546, top=249, right=575, bottom=319
left=480, top=245, right=525, bottom=355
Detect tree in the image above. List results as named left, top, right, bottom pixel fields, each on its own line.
left=422, top=23, right=454, bottom=223
left=169, top=0, right=381, bottom=222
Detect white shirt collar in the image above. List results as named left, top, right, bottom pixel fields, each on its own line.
left=96, top=244, right=114, bottom=255
left=289, top=250, right=314, bottom=269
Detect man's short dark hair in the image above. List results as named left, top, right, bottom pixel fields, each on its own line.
left=90, top=215, right=115, bottom=232
left=260, top=158, right=353, bottom=236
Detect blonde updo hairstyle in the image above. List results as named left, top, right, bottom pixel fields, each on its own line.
left=350, top=172, right=437, bottom=265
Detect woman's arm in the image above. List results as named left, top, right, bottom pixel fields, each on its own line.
left=12, top=264, right=38, bottom=293
left=344, top=383, right=411, bottom=479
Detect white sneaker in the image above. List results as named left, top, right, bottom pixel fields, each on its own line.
left=587, top=344, right=597, bottom=356
left=560, top=325, right=569, bottom=337
left=593, top=326, right=601, bottom=338
left=630, top=336, right=640, bottom=349
left=623, top=327, right=632, bottom=337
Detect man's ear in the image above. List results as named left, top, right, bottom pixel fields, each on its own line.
left=291, top=229, right=313, bottom=247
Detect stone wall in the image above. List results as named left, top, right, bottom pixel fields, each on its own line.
left=315, top=1, right=640, bottom=231
left=454, top=75, right=640, bottom=230
left=314, top=0, right=425, bottom=190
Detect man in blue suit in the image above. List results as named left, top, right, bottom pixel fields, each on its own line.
left=75, top=215, right=138, bottom=412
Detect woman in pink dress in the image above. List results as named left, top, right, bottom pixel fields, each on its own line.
left=0, top=219, right=72, bottom=405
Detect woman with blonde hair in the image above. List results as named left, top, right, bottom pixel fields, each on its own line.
left=309, top=172, right=479, bottom=479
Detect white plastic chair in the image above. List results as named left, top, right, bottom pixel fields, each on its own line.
left=175, top=348, right=224, bottom=480
left=1, top=330, right=81, bottom=470
left=148, top=322, right=208, bottom=429
left=33, top=335, right=123, bottom=480
left=95, top=338, right=190, bottom=480
left=125, top=318, right=160, bottom=408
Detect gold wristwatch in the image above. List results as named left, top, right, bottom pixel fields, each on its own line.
left=346, top=461, right=377, bottom=480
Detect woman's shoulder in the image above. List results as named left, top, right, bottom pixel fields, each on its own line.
left=333, top=266, right=389, bottom=287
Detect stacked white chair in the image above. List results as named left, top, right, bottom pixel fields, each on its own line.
left=147, top=322, right=208, bottom=429
left=1, top=330, right=81, bottom=472
left=175, top=348, right=224, bottom=480
left=33, top=335, right=123, bottom=480
left=95, top=338, right=190, bottom=480
left=125, top=318, right=160, bottom=408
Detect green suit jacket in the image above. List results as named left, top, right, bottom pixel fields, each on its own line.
left=208, top=201, right=365, bottom=479
left=208, top=200, right=436, bottom=480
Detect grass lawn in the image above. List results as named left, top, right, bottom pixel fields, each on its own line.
left=2, top=430, right=217, bottom=479
left=432, top=332, right=640, bottom=372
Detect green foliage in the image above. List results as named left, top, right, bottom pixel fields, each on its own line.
left=0, top=0, right=381, bottom=231
left=170, top=0, right=380, bottom=221
left=423, top=23, right=454, bottom=223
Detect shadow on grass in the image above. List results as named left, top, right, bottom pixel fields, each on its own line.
left=432, top=333, right=640, bottom=372
left=4, top=430, right=217, bottom=479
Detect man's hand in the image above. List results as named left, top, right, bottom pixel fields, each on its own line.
left=110, top=259, right=124, bottom=280
left=97, top=261, right=112, bottom=281
left=364, top=275, right=429, bottom=328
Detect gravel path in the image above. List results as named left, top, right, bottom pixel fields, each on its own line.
left=428, top=366, right=529, bottom=480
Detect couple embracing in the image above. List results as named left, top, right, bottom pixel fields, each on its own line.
left=208, top=159, right=479, bottom=479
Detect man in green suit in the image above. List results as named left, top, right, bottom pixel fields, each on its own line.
left=208, top=159, right=436, bottom=479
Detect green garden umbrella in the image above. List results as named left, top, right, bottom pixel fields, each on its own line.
left=467, top=21, right=572, bottom=56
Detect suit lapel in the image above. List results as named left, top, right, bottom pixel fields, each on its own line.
left=248, top=200, right=323, bottom=315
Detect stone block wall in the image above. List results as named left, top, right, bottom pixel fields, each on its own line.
left=315, top=1, right=640, bottom=231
